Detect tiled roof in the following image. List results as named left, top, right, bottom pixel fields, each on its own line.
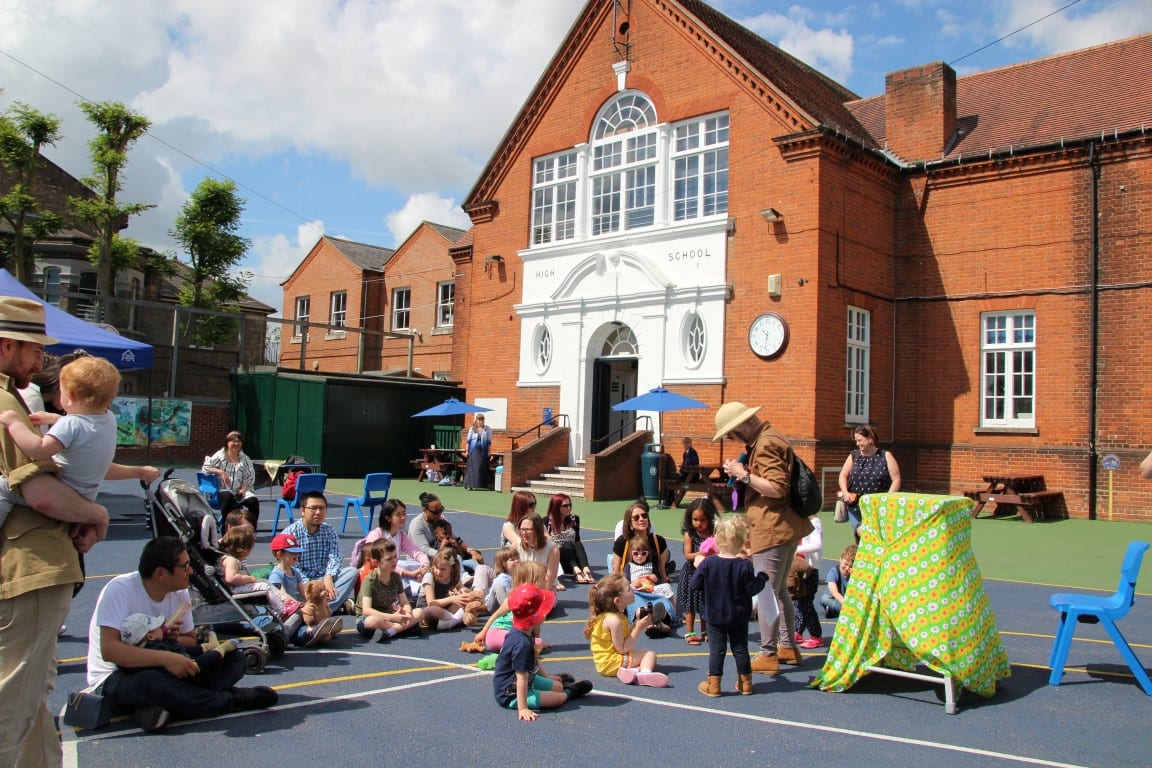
left=424, top=222, right=470, bottom=244
left=325, top=237, right=395, bottom=272
left=452, top=229, right=474, bottom=248
left=847, top=33, right=1152, bottom=163
left=676, top=0, right=874, bottom=144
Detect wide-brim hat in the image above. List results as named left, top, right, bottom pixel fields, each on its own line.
left=712, top=401, right=761, bottom=441
left=509, top=583, right=557, bottom=630
left=270, top=533, right=303, bottom=554
left=0, top=297, right=57, bottom=345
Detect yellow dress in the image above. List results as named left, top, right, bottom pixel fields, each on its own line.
left=590, top=611, right=631, bottom=676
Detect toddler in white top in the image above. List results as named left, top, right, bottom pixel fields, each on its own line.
left=0, top=355, right=119, bottom=526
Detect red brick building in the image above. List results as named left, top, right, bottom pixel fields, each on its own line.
left=281, top=222, right=467, bottom=378
left=457, top=0, right=1152, bottom=519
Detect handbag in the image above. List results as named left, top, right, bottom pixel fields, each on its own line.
left=834, top=499, right=848, bottom=523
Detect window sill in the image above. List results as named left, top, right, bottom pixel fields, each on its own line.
left=324, top=331, right=346, bottom=340
left=431, top=326, right=453, bottom=336
left=290, top=334, right=310, bottom=345
left=973, top=426, right=1039, bottom=436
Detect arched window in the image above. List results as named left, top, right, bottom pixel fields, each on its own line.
left=590, top=93, right=658, bottom=235
left=600, top=325, right=638, bottom=357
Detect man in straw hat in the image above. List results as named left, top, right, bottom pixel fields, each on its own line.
left=713, top=401, right=813, bottom=675
left=0, top=296, right=111, bottom=767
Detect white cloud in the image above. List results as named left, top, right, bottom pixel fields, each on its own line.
left=246, top=220, right=325, bottom=313
left=385, top=193, right=472, bottom=245
left=738, top=10, right=854, bottom=83
left=995, top=0, right=1152, bottom=54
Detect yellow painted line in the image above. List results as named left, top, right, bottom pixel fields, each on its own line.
left=272, top=664, right=456, bottom=690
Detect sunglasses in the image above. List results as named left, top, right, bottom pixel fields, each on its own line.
left=631, top=513, right=649, bottom=521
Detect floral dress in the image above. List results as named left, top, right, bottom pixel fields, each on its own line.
left=676, top=530, right=706, bottom=617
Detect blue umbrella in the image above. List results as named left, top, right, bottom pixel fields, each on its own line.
left=411, top=398, right=492, bottom=418
left=612, top=386, right=707, bottom=413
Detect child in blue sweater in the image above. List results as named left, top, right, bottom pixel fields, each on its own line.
left=690, top=515, right=769, bottom=697
left=820, top=544, right=856, bottom=619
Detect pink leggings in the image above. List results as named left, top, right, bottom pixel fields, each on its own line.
left=485, top=628, right=544, bottom=652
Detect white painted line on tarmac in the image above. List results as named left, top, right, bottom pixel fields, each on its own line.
left=589, top=690, right=1088, bottom=768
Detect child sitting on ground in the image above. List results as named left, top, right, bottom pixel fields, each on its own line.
left=690, top=514, right=770, bottom=697
left=267, top=532, right=336, bottom=647
left=585, top=573, right=669, bottom=688
left=0, top=355, right=120, bottom=528
left=416, top=548, right=483, bottom=630
left=355, top=540, right=424, bottom=642
left=120, top=612, right=237, bottom=673
left=484, top=547, right=519, bottom=614
left=821, top=544, right=856, bottom=619
left=492, top=583, right=593, bottom=721
left=474, top=560, right=548, bottom=652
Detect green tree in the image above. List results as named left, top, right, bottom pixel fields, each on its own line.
left=69, top=101, right=153, bottom=303
left=170, top=178, right=251, bottom=346
left=0, top=100, right=63, bottom=285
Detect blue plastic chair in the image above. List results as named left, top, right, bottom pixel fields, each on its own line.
left=272, top=473, right=328, bottom=532
left=341, top=472, right=392, bottom=535
left=1048, top=540, right=1151, bottom=695
left=196, top=472, right=222, bottom=511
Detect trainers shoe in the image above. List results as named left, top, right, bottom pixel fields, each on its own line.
left=794, top=632, right=804, bottom=644
left=356, top=617, right=373, bottom=639
left=636, top=671, right=669, bottom=688
left=303, top=626, right=325, bottom=647
left=800, top=636, right=824, bottom=649
left=341, top=598, right=357, bottom=616
left=649, top=602, right=668, bottom=626
left=565, top=680, right=594, bottom=699
left=750, top=654, right=779, bottom=674
left=133, top=705, right=170, bottom=731
left=231, top=685, right=279, bottom=712
left=616, top=667, right=638, bottom=685
left=322, top=616, right=344, bottom=641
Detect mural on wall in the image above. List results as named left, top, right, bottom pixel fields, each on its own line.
left=114, top=397, right=192, bottom=446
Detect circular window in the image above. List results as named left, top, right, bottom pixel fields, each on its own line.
left=682, top=312, right=706, bottom=369
left=533, top=323, right=553, bottom=374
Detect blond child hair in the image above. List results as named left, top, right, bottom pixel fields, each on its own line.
left=59, top=356, right=120, bottom=411
left=713, top=514, right=749, bottom=557
left=512, top=560, right=547, bottom=588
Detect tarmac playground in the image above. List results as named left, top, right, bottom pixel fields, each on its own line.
left=48, top=471, right=1152, bottom=768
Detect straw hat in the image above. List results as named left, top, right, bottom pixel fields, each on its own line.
left=712, top=401, right=761, bottom=441
left=0, top=297, right=57, bottom=345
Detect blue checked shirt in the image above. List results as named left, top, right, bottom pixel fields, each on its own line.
left=282, top=521, right=345, bottom=579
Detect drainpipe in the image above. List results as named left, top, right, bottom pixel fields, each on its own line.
left=1088, top=142, right=1100, bottom=520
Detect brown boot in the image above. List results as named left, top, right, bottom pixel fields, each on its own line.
left=777, top=645, right=804, bottom=666
left=698, top=675, right=722, bottom=698
left=750, top=654, right=779, bottom=674
left=736, top=673, right=754, bottom=695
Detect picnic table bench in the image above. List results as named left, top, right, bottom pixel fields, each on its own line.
left=961, top=474, right=1065, bottom=523
left=663, top=464, right=733, bottom=511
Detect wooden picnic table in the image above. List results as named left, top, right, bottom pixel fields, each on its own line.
left=411, top=447, right=466, bottom=482
left=963, top=474, right=1064, bottom=523
left=664, top=464, right=733, bottom=511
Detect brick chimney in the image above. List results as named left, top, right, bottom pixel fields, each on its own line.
left=883, top=62, right=956, bottom=162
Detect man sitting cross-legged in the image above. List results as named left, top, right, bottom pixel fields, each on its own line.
left=86, top=536, right=278, bottom=731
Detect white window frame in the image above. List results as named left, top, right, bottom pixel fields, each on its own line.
left=981, top=311, right=1035, bottom=428
left=436, top=282, right=455, bottom=328
left=672, top=113, right=729, bottom=221
left=845, top=307, right=870, bottom=423
left=294, top=295, right=310, bottom=339
left=392, top=287, right=411, bottom=331
left=329, top=290, right=347, bottom=328
left=531, top=151, right=578, bottom=245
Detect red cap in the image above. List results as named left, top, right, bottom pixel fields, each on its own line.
left=270, top=533, right=303, bottom=553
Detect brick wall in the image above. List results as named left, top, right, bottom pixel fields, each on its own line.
left=505, top=427, right=571, bottom=488
left=585, top=431, right=652, bottom=501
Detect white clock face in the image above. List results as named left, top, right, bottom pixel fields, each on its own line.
left=749, top=313, right=788, bottom=358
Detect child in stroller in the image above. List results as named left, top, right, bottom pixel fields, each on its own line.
left=144, top=470, right=288, bottom=668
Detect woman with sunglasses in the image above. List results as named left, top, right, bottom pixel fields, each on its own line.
left=545, top=494, right=594, bottom=584
left=610, top=503, right=676, bottom=634
left=514, top=513, right=564, bottom=591
left=202, top=430, right=260, bottom=529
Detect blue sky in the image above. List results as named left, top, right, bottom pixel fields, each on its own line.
left=2, top=0, right=1149, bottom=313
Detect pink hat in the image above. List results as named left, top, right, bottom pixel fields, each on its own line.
left=508, top=583, right=556, bottom=631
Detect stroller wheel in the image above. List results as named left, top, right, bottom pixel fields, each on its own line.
left=243, top=646, right=268, bottom=674
left=267, top=632, right=287, bottom=660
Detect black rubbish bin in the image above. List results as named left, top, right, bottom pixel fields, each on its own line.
left=641, top=443, right=664, bottom=500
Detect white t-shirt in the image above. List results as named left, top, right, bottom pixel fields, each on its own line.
left=87, top=572, right=194, bottom=687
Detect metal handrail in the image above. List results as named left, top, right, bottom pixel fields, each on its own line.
left=589, top=415, right=652, bottom=454
left=510, top=413, right=570, bottom=449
